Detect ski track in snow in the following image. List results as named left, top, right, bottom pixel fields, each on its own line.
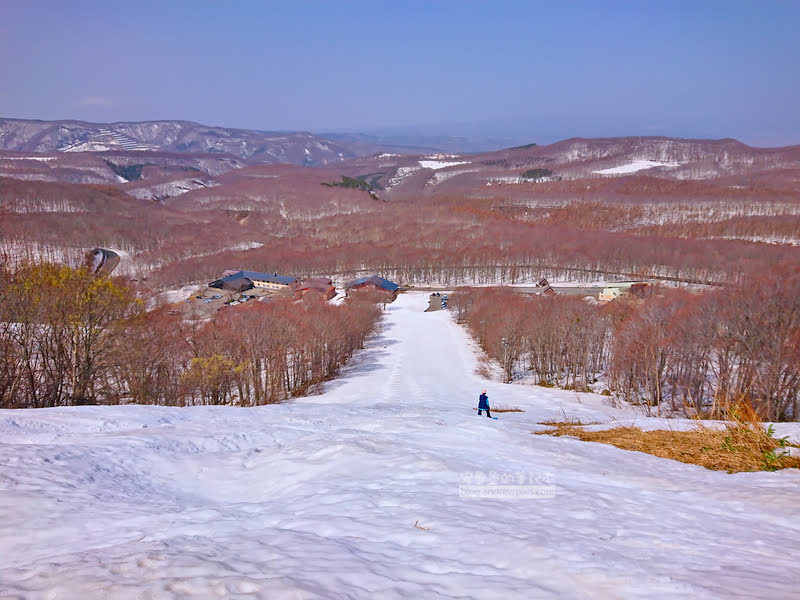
left=1, top=292, right=798, bottom=599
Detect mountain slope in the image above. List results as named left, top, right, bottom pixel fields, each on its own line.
left=327, top=136, right=800, bottom=198
left=0, top=118, right=360, bottom=166
left=1, top=292, right=798, bottom=599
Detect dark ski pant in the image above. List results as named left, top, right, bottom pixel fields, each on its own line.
left=478, top=409, right=492, bottom=418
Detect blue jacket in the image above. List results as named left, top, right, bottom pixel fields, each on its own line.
left=478, top=393, right=489, bottom=409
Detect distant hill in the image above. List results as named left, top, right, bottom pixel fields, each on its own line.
left=333, top=136, right=800, bottom=198
left=3, top=131, right=799, bottom=289
left=0, top=118, right=361, bottom=166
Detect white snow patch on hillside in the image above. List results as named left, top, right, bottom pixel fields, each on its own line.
left=0, top=173, right=55, bottom=182
left=230, top=241, right=264, bottom=251
left=1, top=155, right=56, bottom=162
left=127, top=179, right=218, bottom=200
left=385, top=165, right=421, bottom=189
left=486, top=176, right=524, bottom=185
left=419, top=159, right=469, bottom=170
left=60, top=141, right=118, bottom=153
left=594, top=160, right=681, bottom=175
left=1, top=292, right=798, bottom=599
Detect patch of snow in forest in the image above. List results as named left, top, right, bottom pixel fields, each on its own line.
left=419, top=159, right=469, bottom=170
left=385, top=165, right=422, bottom=189
left=718, top=235, right=800, bottom=245
left=0, top=173, right=56, bottom=182
left=139, top=242, right=266, bottom=274
left=0, top=156, right=56, bottom=161
left=60, top=141, right=118, bottom=153
left=594, top=160, right=681, bottom=175
left=427, top=168, right=478, bottom=187
left=486, top=176, right=523, bottom=185
left=616, top=200, right=800, bottom=230
left=6, top=198, right=86, bottom=214
left=0, top=241, right=84, bottom=268
left=127, top=179, right=218, bottom=201
left=230, top=241, right=264, bottom=251
left=196, top=157, right=244, bottom=176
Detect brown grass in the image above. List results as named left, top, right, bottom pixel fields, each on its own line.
left=536, top=421, right=800, bottom=473
left=474, top=406, right=525, bottom=413
left=539, top=417, right=600, bottom=427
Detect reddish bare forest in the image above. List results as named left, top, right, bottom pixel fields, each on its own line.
left=2, top=137, right=799, bottom=415
left=0, top=262, right=382, bottom=408
left=4, top=176, right=800, bottom=291
left=452, top=267, right=800, bottom=421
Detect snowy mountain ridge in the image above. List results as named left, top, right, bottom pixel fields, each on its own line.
left=0, top=118, right=359, bottom=166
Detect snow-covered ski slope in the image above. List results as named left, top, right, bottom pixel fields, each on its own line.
left=1, top=292, right=798, bottom=599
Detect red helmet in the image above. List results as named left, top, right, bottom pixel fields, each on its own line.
left=482, top=390, right=487, bottom=394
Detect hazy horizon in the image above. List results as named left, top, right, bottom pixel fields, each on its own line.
left=2, top=0, right=798, bottom=148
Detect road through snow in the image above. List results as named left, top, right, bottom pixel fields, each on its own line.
left=1, top=292, right=799, bottom=599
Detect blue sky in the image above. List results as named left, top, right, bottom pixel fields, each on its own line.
left=1, top=0, right=798, bottom=146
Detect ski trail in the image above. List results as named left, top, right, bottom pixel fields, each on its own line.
left=1, top=292, right=799, bottom=599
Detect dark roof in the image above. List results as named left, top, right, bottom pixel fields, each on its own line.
left=209, top=274, right=254, bottom=291
left=211, top=271, right=297, bottom=288
left=346, top=275, right=400, bottom=292
left=219, top=277, right=253, bottom=292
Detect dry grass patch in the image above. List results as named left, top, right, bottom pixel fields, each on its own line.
left=474, top=405, right=524, bottom=413
left=536, top=421, right=800, bottom=473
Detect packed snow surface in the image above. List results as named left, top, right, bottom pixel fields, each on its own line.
left=594, top=160, right=680, bottom=175
left=2, top=292, right=798, bottom=599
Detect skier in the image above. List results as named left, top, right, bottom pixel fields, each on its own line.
left=477, top=390, right=492, bottom=418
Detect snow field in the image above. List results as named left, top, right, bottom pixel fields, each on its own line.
left=1, top=292, right=799, bottom=599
